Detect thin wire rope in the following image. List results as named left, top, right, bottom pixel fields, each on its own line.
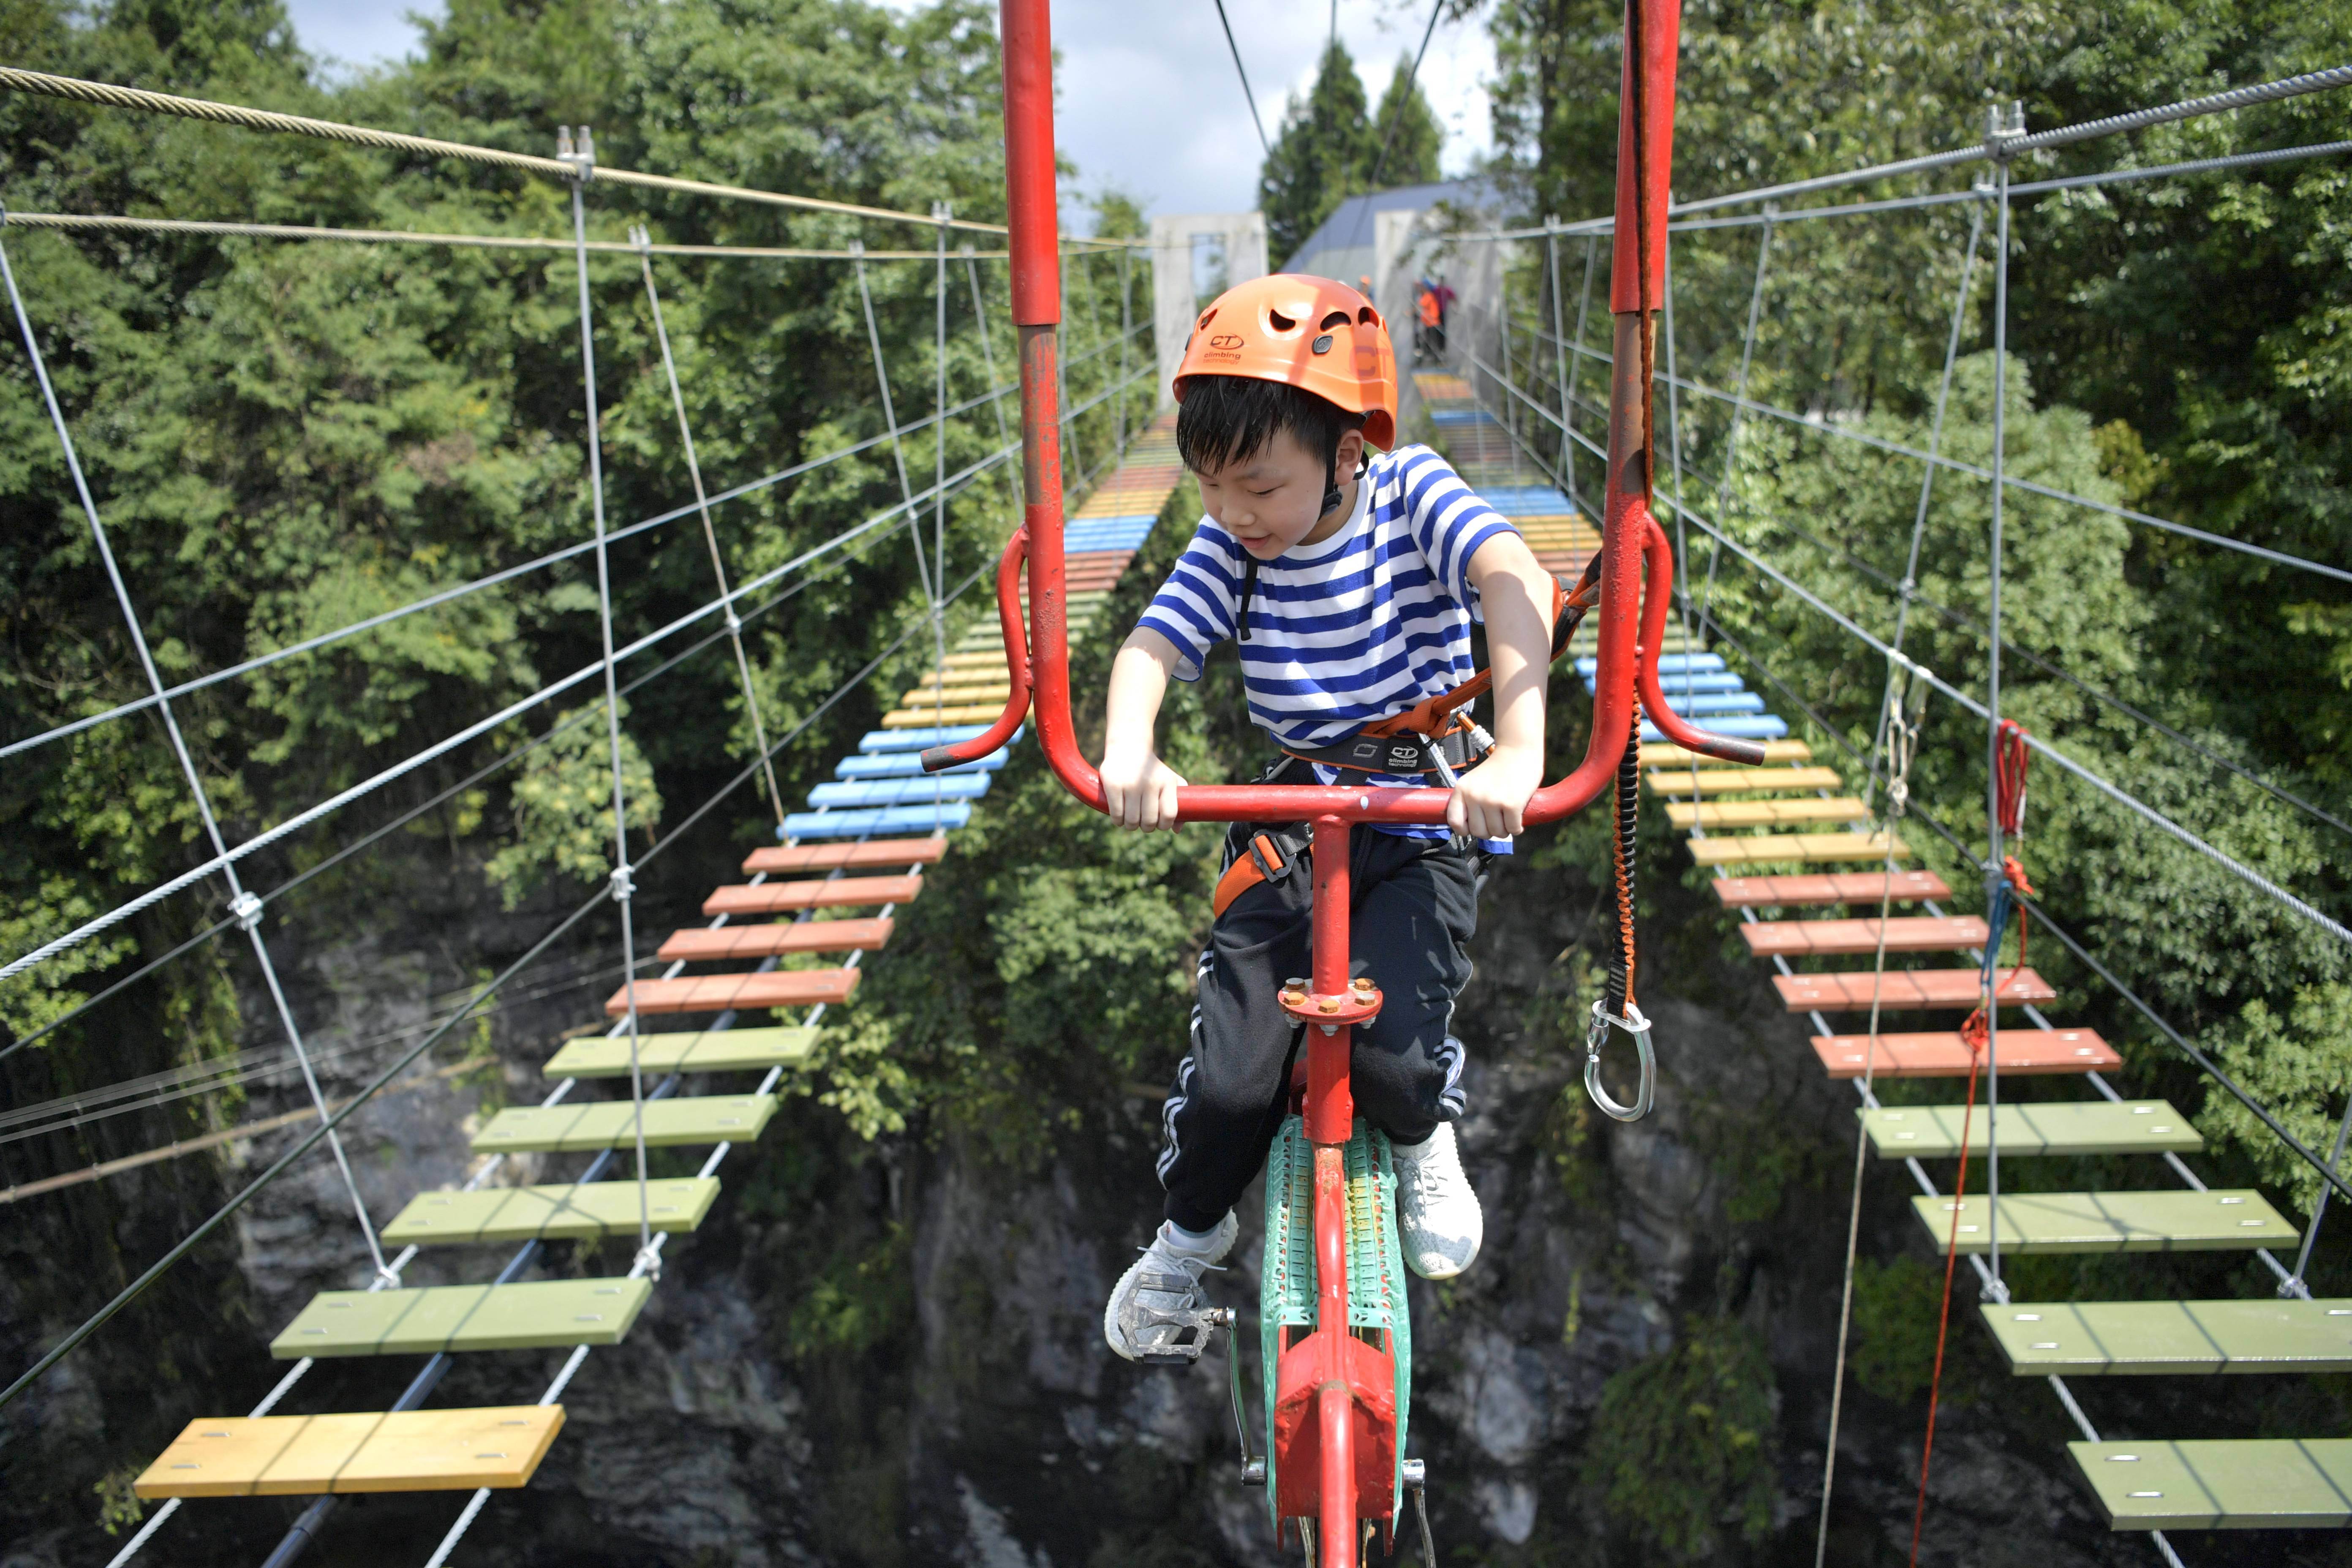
left=0, top=369, right=1024, bottom=765
left=1867, top=196, right=1985, bottom=809
left=1210, top=0, right=1271, bottom=156
left=2288, top=1099, right=2352, bottom=1293
left=853, top=241, right=935, bottom=610
left=1664, top=489, right=2352, bottom=953
left=631, top=227, right=786, bottom=828
left=0, top=67, right=1045, bottom=238
left=566, top=168, right=654, bottom=1268
left=1982, top=149, right=2015, bottom=1293
left=0, top=512, right=903, bottom=1069
left=0, top=229, right=394, bottom=1283
left=0, top=436, right=1032, bottom=984
left=929, top=208, right=953, bottom=734
left=0, top=209, right=1014, bottom=258
left=0, top=558, right=989, bottom=1415
left=1693, top=212, right=1773, bottom=651
left=1341, top=0, right=1447, bottom=252
left=1815, top=665, right=1924, bottom=1568
left=1546, top=229, right=1572, bottom=494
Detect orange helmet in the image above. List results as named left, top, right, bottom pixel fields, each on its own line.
left=1173, top=274, right=1398, bottom=450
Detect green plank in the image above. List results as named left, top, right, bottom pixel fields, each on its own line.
left=269, top=1278, right=652, bottom=1358
left=1862, top=1100, right=2202, bottom=1159
left=2071, top=1440, right=2352, bottom=1530
left=469, top=1095, right=776, bottom=1154
left=380, top=1179, right=720, bottom=1247
left=1911, top=1190, right=2299, bottom=1254
left=1983, top=1298, right=2352, bottom=1375
left=543, top=1027, right=815, bottom=1079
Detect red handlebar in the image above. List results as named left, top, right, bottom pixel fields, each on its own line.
left=1636, top=512, right=1769, bottom=765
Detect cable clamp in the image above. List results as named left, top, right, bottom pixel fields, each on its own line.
left=1583, top=999, right=1656, bottom=1122
left=229, top=890, right=265, bottom=932
left=373, top=1263, right=403, bottom=1290
left=634, top=1242, right=663, bottom=1283
left=556, top=125, right=596, bottom=180
left=608, top=864, right=635, bottom=904
left=724, top=610, right=744, bottom=637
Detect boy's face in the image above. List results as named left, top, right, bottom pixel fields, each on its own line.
left=1191, top=426, right=1365, bottom=561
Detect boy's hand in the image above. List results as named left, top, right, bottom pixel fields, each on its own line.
left=1447, top=741, right=1543, bottom=841
left=1102, top=742, right=1188, bottom=831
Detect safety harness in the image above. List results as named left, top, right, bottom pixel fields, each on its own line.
left=1210, top=552, right=1602, bottom=918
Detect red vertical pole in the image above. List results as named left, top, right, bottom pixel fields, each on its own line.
left=1306, top=815, right=1357, bottom=1566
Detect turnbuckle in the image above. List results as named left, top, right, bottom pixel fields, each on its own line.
left=1583, top=998, right=1656, bottom=1122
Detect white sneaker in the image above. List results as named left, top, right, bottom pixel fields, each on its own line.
left=1104, top=1213, right=1239, bottom=1363
left=1391, top=1122, right=1482, bottom=1279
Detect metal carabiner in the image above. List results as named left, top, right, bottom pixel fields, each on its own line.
left=1583, top=998, right=1656, bottom=1122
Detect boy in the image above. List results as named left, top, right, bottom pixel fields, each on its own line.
left=1100, top=276, right=1558, bottom=1362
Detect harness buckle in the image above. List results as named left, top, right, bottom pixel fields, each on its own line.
left=1583, top=998, right=1656, bottom=1122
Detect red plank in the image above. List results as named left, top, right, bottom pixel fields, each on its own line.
left=656, top=917, right=893, bottom=962
left=740, top=839, right=945, bottom=875
left=605, top=969, right=859, bottom=1017
left=1713, top=871, right=1952, bottom=907
left=1740, top=916, right=1990, bottom=957
left=702, top=875, right=920, bottom=917
left=1809, top=1028, right=2120, bottom=1079
left=1772, top=967, right=2056, bottom=1011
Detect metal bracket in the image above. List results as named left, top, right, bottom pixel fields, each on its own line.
left=1279, top=977, right=1383, bottom=1037
left=556, top=125, right=596, bottom=180
left=1583, top=998, right=1656, bottom=1122
left=1130, top=1281, right=1225, bottom=1367
left=608, top=864, right=635, bottom=904
left=1402, top=1460, right=1435, bottom=1566
left=229, top=890, right=265, bottom=933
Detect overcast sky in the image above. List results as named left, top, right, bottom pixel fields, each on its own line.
left=282, top=1, right=1496, bottom=224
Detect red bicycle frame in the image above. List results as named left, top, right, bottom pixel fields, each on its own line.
left=945, top=3, right=1740, bottom=1560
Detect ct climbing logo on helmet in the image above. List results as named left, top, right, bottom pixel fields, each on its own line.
left=1208, top=333, right=1244, bottom=348
left=1202, top=330, right=1245, bottom=364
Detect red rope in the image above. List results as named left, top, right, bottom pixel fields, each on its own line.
left=1995, top=719, right=2029, bottom=838
left=1908, top=1024, right=1984, bottom=1565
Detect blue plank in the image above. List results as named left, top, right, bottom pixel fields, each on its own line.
left=1582, top=672, right=1746, bottom=697
left=808, top=774, right=992, bottom=808
left=1640, top=714, right=1790, bottom=742
left=858, top=724, right=1024, bottom=754
left=1064, top=521, right=1157, bottom=550
left=837, top=749, right=1008, bottom=780
left=1577, top=653, right=1726, bottom=676
left=784, top=803, right=974, bottom=839
left=1428, top=409, right=1497, bottom=425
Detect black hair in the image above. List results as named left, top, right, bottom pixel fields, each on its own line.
left=1175, top=374, right=1366, bottom=478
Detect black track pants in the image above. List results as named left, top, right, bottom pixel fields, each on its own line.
left=1157, top=825, right=1481, bottom=1233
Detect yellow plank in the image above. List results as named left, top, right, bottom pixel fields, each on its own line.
left=134, top=1407, right=565, bottom=1498
left=1648, top=765, right=1845, bottom=796
left=1664, top=797, right=1868, bottom=829
left=1642, top=739, right=1813, bottom=768
left=1688, top=832, right=1911, bottom=866
left=883, top=703, right=1016, bottom=728
left=942, top=652, right=1007, bottom=670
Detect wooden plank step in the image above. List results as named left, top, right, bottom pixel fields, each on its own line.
left=1742, top=915, right=1990, bottom=956
left=133, top=1407, right=565, bottom=1498
left=471, top=1094, right=778, bottom=1153
left=1639, top=740, right=1813, bottom=768
left=703, top=874, right=920, bottom=915
left=1985, top=1299, right=2352, bottom=1376
left=1649, top=765, right=1847, bottom=796
left=270, top=1278, right=653, bottom=1358
left=381, top=1179, right=720, bottom=1246
left=740, top=838, right=945, bottom=875
left=1713, top=870, right=1952, bottom=907
left=656, top=917, right=891, bottom=961
left=1667, top=797, right=1867, bottom=829
left=1774, top=966, right=2055, bottom=1010
left=608, top=969, right=858, bottom=1016
left=1861, top=1100, right=2201, bottom=1158
left=2070, top=1440, right=2352, bottom=1530
left=1690, top=832, right=1908, bottom=867
left=912, top=682, right=1013, bottom=706
left=1810, top=1027, right=2120, bottom=1078
left=942, top=651, right=1007, bottom=670
left=1912, top=1190, right=2299, bottom=1254
left=884, top=702, right=1017, bottom=727
left=545, top=1025, right=817, bottom=1078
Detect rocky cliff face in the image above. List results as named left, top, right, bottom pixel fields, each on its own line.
left=11, top=802, right=2267, bottom=1568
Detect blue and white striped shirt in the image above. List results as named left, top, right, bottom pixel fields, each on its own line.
left=1138, top=444, right=1520, bottom=840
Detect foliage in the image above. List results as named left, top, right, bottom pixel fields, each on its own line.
left=1583, top=1315, right=1778, bottom=1558
left=1848, top=1255, right=1947, bottom=1405
left=1259, top=40, right=1445, bottom=266
left=481, top=703, right=661, bottom=908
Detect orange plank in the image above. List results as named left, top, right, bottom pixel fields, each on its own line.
left=1741, top=916, right=1990, bottom=957
left=741, top=838, right=945, bottom=875
left=606, top=969, right=859, bottom=1016
left=657, top=917, right=893, bottom=962
left=1773, top=967, right=2056, bottom=1012
left=1712, top=871, right=1953, bottom=907
left=1810, top=1028, right=2121, bottom=1079
left=702, top=874, right=920, bottom=916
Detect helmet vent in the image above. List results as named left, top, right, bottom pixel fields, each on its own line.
left=1266, top=308, right=1298, bottom=333
left=1318, top=310, right=1351, bottom=331
left=1358, top=306, right=1381, bottom=327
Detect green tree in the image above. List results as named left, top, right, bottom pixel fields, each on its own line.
left=1367, top=53, right=1443, bottom=189
left=1260, top=42, right=1448, bottom=267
